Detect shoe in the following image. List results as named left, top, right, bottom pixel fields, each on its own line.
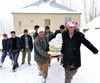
left=16, top=64, right=19, bottom=68
left=48, top=64, right=50, bottom=67
left=12, top=69, right=16, bottom=72
left=21, top=62, right=24, bottom=65
left=38, top=72, right=42, bottom=76
left=28, top=63, right=31, bottom=66
left=0, top=62, right=3, bottom=68
left=12, top=65, right=16, bottom=70
left=41, top=76, right=46, bottom=83
left=0, top=65, right=2, bottom=68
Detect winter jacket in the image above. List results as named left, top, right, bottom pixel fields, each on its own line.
left=33, top=32, right=39, bottom=40
left=2, top=38, right=10, bottom=51
left=21, top=35, right=33, bottom=51
left=45, top=31, right=54, bottom=42
left=54, top=30, right=61, bottom=38
left=61, top=30, right=98, bottom=70
left=34, top=36, right=49, bottom=64
left=9, top=37, right=23, bottom=51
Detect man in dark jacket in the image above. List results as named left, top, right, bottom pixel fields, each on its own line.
left=33, top=25, right=40, bottom=40
left=34, top=27, right=52, bottom=82
left=9, top=31, right=23, bottom=71
left=21, top=29, right=33, bottom=65
left=54, top=25, right=65, bottom=37
left=44, top=26, right=54, bottom=66
left=54, top=25, right=65, bottom=63
left=61, top=21, right=98, bottom=83
left=0, top=34, right=12, bottom=67
left=45, top=26, right=54, bottom=42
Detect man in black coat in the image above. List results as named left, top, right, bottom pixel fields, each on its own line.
left=61, top=21, right=98, bottom=83
left=21, top=29, right=33, bottom=65
left=9, top=31, right=23, bottom=71
left=54, top=25, right=65, bottom=63
left=54, top=25, right=65, bottom=38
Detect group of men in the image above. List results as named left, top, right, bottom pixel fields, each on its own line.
left=0, top=30, right=33, bottom=72
left=33, top=21, right=98, bottom=83
left=0, top=21, right=99, bottom=83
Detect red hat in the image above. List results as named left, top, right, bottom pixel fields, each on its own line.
left=66, top=21, right=76, bottom=27
left=71, top=21, right=77, bottom=25
left=3, top=33, right=7, bottom=37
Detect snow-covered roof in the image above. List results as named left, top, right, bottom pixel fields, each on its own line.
left=12, top=0, right=81, bottom=14
left=81, top=16, right=100, bottom=30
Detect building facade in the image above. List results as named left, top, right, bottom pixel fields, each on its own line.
left=12, top=0, right=81, bottom=34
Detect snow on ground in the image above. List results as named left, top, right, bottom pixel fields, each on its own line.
left=0, top=29, right=100, bottom=83
left=0, top=26, right=100, bottom=83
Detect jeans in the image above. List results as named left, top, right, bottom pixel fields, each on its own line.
left=1, top=50, right=13, bottom=63
left=11, top=50, right=19, bottom=70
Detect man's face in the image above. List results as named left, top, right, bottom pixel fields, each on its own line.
left=67, top=26, right=75, bottom=33
left=39, top=31, right=45, bottom=38
left=60, top=29, right=65, bottom=33
left=45, top=29, right=50, bottom=33
left=35, top=28, right=39, bottom=32
left=3, top=36, right=7, bottom=39
left=24, top=32, right=28, bottom=36
left=11, top=33, right=16, bottom=38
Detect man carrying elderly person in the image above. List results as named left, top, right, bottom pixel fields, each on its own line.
left=34, top=27, right=53, bottom=83
left=61, top=21, right=98, bottom=83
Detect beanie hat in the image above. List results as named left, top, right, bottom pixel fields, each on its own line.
left=3, top=33, right=7, bottom=37
left=66, top=21, right=76, bottom=27
left=38, top=27, right=44, bottom=33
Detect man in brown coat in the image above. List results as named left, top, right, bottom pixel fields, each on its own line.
left=34, top=27, right=52, bottom=83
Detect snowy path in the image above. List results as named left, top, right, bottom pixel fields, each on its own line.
left=0, top=46, right=100, bottom=83
left=0, top=52, right=65, bottom=83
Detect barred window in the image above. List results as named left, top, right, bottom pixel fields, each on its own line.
left=65, top=17, right=71, bottom=25
left=44, top=19, right=50, bottom=26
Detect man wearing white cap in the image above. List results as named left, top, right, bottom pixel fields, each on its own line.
left=34, top=27, right=52, bottom=83
left=61, top=21, right=98, bottom=83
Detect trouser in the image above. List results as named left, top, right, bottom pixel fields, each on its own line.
left=37, top=59, right=49, bottom=78
left=65, top=66, right=77, bottom=83
left=1, top=50, right=12, bottom=63
left=11, top=50, right=19, bottom=70
left=22, top=48, right=31, bottom=64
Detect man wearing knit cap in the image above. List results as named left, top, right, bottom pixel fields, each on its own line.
left=34, top=27, right=53, bottom=83
left=0, top=34, right=12, bottom=68
left=61, top=21, right=98, bottom=83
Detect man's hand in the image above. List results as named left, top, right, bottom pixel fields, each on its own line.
left=49, top=55, right=53, bottom=59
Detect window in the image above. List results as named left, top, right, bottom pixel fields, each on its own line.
left=18, top=21, right=21, bottom=26
left=65, top=17, right=71, bottom=25
left=44, top=19, right=50, bottom=26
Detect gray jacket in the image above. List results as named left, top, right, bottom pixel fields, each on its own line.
left=34, top=36, right=49, bottom=64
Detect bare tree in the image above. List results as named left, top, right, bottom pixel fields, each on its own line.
left=83, top=0, right=88, bottom=23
